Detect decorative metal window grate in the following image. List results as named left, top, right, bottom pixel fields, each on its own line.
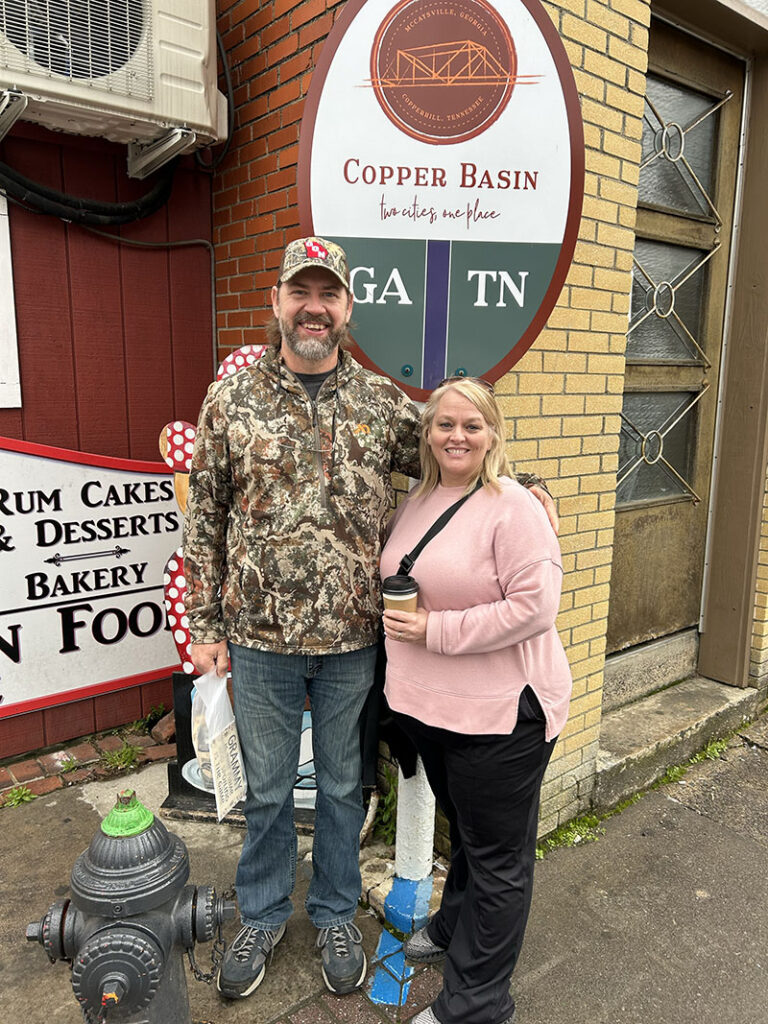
left=640, top=75, right=731, bottom=222
left=0, top=0, right=151, bottom=99
left=617, top=73, right=734, bottom=507
left=629, top=239, right=716, bottom=366
left=617, top=389, right=707, bottom=504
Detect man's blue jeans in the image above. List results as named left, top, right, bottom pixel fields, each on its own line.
left=229, top=642, right=377, bottom=930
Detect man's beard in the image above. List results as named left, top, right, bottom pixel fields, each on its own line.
left=280, top=315, right=349, bottom=362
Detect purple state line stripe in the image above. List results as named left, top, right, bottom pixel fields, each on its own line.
left=422, top=239, right=451, bottom=391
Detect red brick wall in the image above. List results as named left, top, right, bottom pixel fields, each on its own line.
left=0, top=678, right=174, bottom=763
left=214, top=0, right=343, bottom=360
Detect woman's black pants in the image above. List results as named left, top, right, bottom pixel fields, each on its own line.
left=396, top=688, right=556, bottom=1024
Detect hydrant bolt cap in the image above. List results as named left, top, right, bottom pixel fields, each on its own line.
left=71, top=928, right=163, bottom=1013
left=26, top=899, right=72, bottom=961
left=101, top=790, right=154, bottom=837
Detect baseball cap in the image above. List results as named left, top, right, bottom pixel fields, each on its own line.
left=278, top=236, right=350, bottom=290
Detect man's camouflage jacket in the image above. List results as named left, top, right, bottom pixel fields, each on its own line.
left=183, top=346, right=421, bottom=655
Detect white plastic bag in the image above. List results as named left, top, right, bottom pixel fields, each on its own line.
left=191, top=669, right=247, bottom=821
left=190, top=685, right=214, bottom=791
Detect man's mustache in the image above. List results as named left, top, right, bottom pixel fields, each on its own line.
left=295, top=313, right=333, bottom=327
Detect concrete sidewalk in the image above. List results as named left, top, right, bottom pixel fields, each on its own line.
left=3, top=714, right=768, bottom=1024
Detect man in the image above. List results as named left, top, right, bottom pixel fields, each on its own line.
left=183, top=236, right=556, bottom=1001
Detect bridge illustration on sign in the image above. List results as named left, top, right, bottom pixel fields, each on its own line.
left=370, top=40, right=539, bottom=88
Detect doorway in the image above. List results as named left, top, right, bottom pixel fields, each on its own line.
left=606, top=21, right=745, bottom=681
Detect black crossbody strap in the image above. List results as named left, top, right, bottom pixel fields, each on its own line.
left=398, top=479, right=483, bottom=575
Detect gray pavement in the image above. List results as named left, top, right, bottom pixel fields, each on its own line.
left=3, top=716, right=768, bottom=1024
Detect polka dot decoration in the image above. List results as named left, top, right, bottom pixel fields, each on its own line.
left=164, top=547, right=195, bottom=674
left=162, top=421, right=196, bottom=473
left=217, top=344, right=267, bottom=381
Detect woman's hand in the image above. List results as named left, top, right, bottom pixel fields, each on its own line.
left=383, top=607, right=428, bottom=645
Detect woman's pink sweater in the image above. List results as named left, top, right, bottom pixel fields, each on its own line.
left=380, top=478, right=572, bottom=740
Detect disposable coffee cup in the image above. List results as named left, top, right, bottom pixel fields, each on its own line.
left=382, top=574, right=419, bottom=612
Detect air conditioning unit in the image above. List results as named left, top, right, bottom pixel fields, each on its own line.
left=0, top=1, right=227, bottom=176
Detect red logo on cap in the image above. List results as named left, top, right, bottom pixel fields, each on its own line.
left=306, top=240, right=329, bottom=260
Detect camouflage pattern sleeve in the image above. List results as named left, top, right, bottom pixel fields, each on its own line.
left=183, top=383, right=233, bottom=645
left=390, top=390, right=421, bottom=479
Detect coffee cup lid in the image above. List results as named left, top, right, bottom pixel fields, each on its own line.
left=381, top=574, right=419, bottom=594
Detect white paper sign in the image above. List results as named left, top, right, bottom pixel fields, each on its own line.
left=210, top=721, right=248, bottom=821
left=0, top=437, right=183, bottom=717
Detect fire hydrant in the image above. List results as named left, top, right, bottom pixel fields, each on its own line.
left=26, top=789, right=235, bottom=1023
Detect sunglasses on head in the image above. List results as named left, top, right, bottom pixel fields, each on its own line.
left=438, top=375, right=495, bottom=394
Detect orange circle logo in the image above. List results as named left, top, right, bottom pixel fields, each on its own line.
left=370, top=0, right=517, bottom=144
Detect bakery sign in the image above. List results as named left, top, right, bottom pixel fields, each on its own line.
left=0, top=437, right=182, bottom=718
left=298, top=0, right=584, bottom=400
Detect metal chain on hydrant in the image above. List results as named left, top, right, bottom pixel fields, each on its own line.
left=82, top=1003, right=109, bottom=1024
left=186, top=917, right=227, bottom=985
left=187, top=884, right=234, bottom=985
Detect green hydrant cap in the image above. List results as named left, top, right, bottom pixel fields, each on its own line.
left=101, top=789, right=155, bottom=837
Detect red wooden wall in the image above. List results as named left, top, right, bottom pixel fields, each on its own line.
left=0, top=124, right=215, bottom=758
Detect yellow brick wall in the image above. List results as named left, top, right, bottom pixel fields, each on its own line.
left=495, top=0, right=651, bottom=834
left=750, top=470, right=768, bottom=681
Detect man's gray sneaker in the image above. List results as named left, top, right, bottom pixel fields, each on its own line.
left=316, top=922, right=367, bottom=994
left=404, top=924, right=447, bottom=964
left=412, top=1007, right=515, bottom=1024
left=217, top=922, right=286, bottom=999
left=412, top=1009, right=442, bottom=1024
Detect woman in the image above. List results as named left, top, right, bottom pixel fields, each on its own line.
left=380, top=377, right=572, bottom=1024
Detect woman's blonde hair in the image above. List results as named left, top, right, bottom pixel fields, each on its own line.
left=413, top=378, right=512, bottom=497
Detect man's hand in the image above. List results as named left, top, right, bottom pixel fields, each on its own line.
left=191, top=640, right=229, bottom=677
left=529, top=485, right=559, bottom=536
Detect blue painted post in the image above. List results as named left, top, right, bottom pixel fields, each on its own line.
left=368, top=759, right=437, bottom=1009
